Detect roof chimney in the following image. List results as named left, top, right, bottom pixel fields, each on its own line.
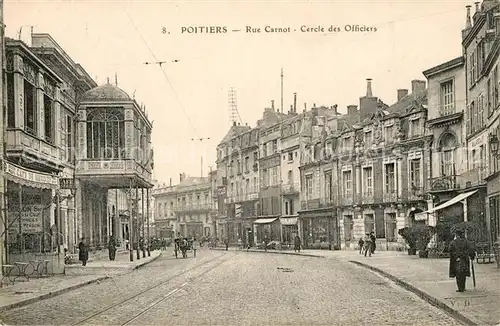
left=347, top=105, right=358, bottom=116
left=474, top=2, right=480, bottom=14
left=293, top=92, right=297, bottom=113
left=290, top=104, right=293, bottom=114
left=271, top=100, right=275, bottom=110
left=180, top=173, right=185, bottom=183
left=366, top=78, right=373, bottom=97
left=465, top=5, right=472, bottom=29
left=411, top=80, right=426, bottom=93
left=233, top=121, right=237, bottom=126
left=397, top=89, right=409, bottom=101
left=304, top=103, right=307, bottom=111
left=332, top=104, right=338, bottom=114
left=169, top=178, right=172, bottom=186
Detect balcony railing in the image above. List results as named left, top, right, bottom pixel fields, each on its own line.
left=175, top=203, right=213, bottom=212
left=408, top=186, right=424, bottom=201
left=6, top=128, right=59, bottom=168
left=429, top=175, right=458, bottom=191
left=282, top=182, right=300, bottom=195
left=361, top=192, right=374, bottom=204
left=383, top=191, right=398, bottom=203
left=342, top=194, right=353, bottom=206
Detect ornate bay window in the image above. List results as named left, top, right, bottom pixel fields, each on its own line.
left=86, top=108, right=125, bottom=159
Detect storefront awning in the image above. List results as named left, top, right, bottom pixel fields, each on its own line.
left=426, top=190, right=478, bottom=214
left=280, top=217, right=298, bottom=226
left=254, top=218, right=278, bottom=224
left=3, top=161, right=59, bottom=189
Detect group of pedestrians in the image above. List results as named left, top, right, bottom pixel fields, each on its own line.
left=77, top=235, right=119, bottom=266
left=358, top=232, right=376, bottom=257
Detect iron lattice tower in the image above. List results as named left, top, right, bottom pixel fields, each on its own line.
left=228, top=87, right=238, bottom=125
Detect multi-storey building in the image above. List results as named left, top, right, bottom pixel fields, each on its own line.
left=215, top=122, right=252, bottom=244
left=418, top=56, right=487, bottom=242
left=255, top=106, right=289, bottom=245
left=297, top=105, right=340, bottom=249
left=4, top=34, right=96, bottom=271
left=469, top=1, right=500, bottom=246
left=279, top=95, right=303, bottom=245
left=460, top=0, right=499, bottom=244
left=152, top=180, right=178, bottom=239
left=332, top=79, right=430, bottom=250
left=153, top=173, right=215, bottom=239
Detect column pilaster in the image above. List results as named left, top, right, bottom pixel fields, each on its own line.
left=36, top=72, right=45, bottom=140
left=13, top=55, right=25, bottom=129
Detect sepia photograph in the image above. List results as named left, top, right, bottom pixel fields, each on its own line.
left=0, top=0, right=499, bottom=325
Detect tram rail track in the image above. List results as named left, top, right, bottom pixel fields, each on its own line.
left=72, top=252, right=235, bottom=326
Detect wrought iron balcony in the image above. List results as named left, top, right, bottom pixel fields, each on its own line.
left=429, top=175, right=458, bottom=192
left=408, top=186, right=424, bottom=201
left=282, top=183, right=300, bottom=195
left=383, top=191, right=398, bottom=203
left=342, top=194, right=353, bottom=206
left=361, top=192, right=374, bottom=204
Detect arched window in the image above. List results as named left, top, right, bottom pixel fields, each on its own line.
left=86, top=108, right=125, bottom=159
left=439, top=133, right=457, bottom=176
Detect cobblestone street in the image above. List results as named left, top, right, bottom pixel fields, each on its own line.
left=0, top=249, right=463, bottom=325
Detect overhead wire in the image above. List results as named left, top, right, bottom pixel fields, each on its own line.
left=121, top=4, right=199, bottom=138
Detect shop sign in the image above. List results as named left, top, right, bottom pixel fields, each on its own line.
left=8, top=204, right=44, bottom=234
left=59, top=178, right=75, bottom=189
left=3, top=162, right=58, bottom=189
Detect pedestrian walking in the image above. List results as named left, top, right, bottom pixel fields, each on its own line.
left=294, top=235, right=302, bottom=253
left=108, top=235, right=117, bottom=261
left=358, top=238, right=364, bottom=254
left=449, top=229, right=476, bottom=292
left=78, top=237, right=89, bottom=266
left=370, top=232, right=376, bottom=254
left=125, top=239, right=129, bottom=251
left=224, top=238, right=229, bottom=251
left=192, top=237, right=199, bottom=257
left=237, top=237, right=243, bottom=250
left=363, top=233, right=372, bottom=257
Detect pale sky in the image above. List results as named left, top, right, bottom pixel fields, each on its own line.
left=5, top=0, right=471, bottom=185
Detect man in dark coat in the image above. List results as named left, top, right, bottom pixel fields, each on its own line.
left=78, top=237, right=89, bottom=266
left=449, top=229, right=476, bottom=292
left=108, top=236, right=117, bottom=261
left=294, top=235, right=302, bottom=253
left=370, top=232, right=376, bottom=254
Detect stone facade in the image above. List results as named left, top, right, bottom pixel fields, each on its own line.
left=153, top=174, right=216, bottom=240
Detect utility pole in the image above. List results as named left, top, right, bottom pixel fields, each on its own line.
left=0, top=0, right=6, bottom=275
left=191, top=137, right=210, bottom=177
left=280, top=68, right=284, bottom=114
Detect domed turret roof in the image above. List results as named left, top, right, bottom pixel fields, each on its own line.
left=81, top=83, right=131, bottom=102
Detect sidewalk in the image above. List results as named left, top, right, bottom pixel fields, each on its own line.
left=65, top=249, right=162, bottom=276
left=0, top=250, right=162, bottom=312
left=344, top=251, right=500, bottom=326
left=218, top=246, right=499, bottom=325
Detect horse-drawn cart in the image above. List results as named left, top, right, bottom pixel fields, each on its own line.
left=174, top=238, right=196, bottom=258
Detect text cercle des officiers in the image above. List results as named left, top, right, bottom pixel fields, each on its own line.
left=178, top=25, right=377, bottom=34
